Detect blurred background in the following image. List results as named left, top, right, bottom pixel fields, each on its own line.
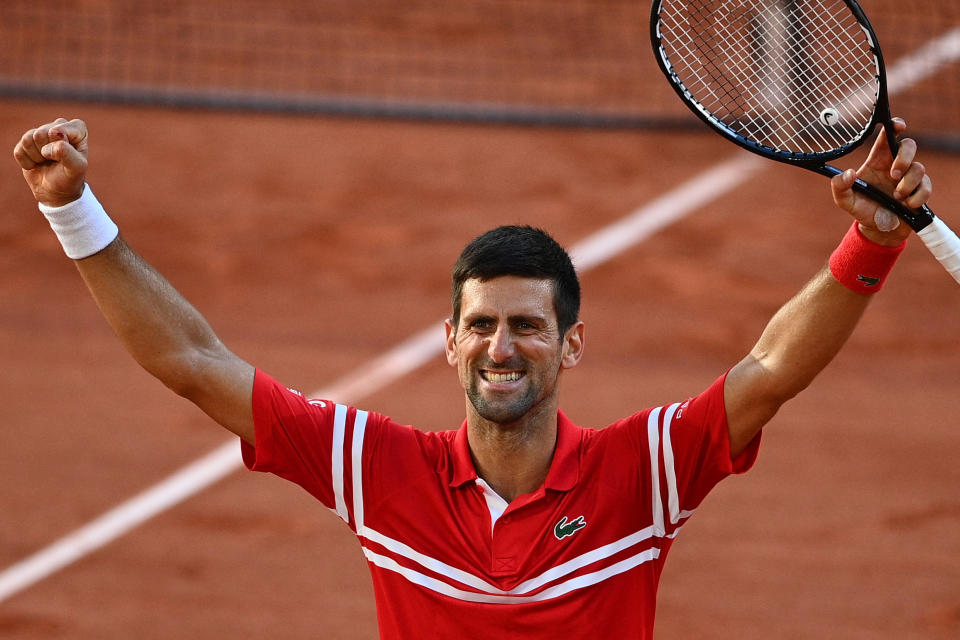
left=1, top=0, right=957, bottom=147
left=1, top=2, right=958, bottom=639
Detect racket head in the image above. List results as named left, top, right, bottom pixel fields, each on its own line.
left=651, top=0, right=893, bottom=166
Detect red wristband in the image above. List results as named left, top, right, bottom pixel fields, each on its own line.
left=829, top=221, right=906, bottom=294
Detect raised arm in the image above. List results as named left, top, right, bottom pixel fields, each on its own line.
left=13, top=118, right=255, bottom=444
left=723, top=119, right=932, bottom=457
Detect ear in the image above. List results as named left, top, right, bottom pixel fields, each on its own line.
left=560, top=321, right=585, bottom=369
left=444, top=318, right=459, bottom=366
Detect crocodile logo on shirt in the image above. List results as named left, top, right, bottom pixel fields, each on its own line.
left=554, top=515, right=587, bottom=540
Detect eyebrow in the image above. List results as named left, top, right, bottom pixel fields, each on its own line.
left=462, top=312, right=549, bottom=326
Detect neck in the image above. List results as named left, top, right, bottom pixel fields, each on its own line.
left=466, top=403, right=558, bottom=503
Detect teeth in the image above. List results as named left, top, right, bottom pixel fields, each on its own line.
left=484, top=371, right=522, bottom=383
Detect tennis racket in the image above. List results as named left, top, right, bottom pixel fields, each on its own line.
left=651, top=0, right=960, bottom=285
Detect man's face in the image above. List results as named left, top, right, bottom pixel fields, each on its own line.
left=445, top=276, right=583, bottom=426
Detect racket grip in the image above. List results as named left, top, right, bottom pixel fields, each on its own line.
left=823, top=166, right=960, bottom=285
left=818, top=165, right=932, bottom=232
left=917, top=216, right=960, bottom=285
left=849, top=177, right=932, bottom=232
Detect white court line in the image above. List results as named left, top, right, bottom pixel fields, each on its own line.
left=0, top=152, right=764, bottom=603
left=886, top=26, right=960, bottom=95
left=4, top=23, right=957, bottom=603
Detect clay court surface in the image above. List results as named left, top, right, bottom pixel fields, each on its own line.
left=1, top=99, right=959, bottom=638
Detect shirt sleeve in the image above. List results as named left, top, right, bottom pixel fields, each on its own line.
left=615, top=371, right=760, bottom=536
left=660, top=371, right=760, bottom=514
left=241, top=369, right=371, bottom=523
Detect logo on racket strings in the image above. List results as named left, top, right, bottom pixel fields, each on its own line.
left=819, top=108, right=841, bottom=127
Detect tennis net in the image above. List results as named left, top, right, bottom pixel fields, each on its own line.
left=1, top=0, right=957, bottom=148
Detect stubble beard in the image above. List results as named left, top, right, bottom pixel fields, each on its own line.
left=465, top=381, right=540, bottom=426
left=463, top=352, right=562, bottom=428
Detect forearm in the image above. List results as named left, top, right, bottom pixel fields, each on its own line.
left=723, top=118, right=926, bottom=456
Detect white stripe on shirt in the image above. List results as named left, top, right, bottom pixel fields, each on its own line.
left=362, top=543, right=663, bottom=604
left=332, top=404, right=349, bottom=524
left=351, top=410, right=369, bottom=531
left=647, top=407, right=664, bottom=535
left=358, top=520, right=689, bottom=598
left=661, top=403, right=681, bottom=525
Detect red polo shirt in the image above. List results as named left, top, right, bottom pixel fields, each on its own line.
left=242, top=369, right=759, bottom=639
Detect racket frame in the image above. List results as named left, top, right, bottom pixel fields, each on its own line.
left=650, top=0, right=932, bottom=232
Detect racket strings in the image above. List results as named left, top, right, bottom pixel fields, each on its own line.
left=658, top=0, right=881, bottom=156
left=790, top=4, right=878, bottom=135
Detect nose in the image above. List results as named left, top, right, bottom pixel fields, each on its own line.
left=487, top=325, right=515, bottom=363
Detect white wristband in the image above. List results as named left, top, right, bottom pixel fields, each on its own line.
left=38, top=184, right=119, bottom=259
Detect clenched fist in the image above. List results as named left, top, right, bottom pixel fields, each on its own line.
left=13, top=117, right=89, bottom=207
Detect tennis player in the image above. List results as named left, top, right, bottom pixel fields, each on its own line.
left=14, top=117, right=931, bottom=638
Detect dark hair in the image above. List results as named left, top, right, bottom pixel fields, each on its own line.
left=451, top=225, right=580, bottom=335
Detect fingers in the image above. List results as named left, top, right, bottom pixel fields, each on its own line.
left=831, top=168, right=858, bottom=213
left=13, top=127, right=46, bottom=169
left=860, top=118, right=908, bottom=177
left=47, top=118, right=88, bottom=148
left=863, top=119, right=898, bottom=166
left=889, top=135, right=915, bottom=181
left=14, top=118, right=90, bottom=206
left=890, top=134, right=932, bottom=208
left=895, top=164, right=932, bottom=209
left=832, top=117, right=932, bottom=245
left=855, top=118, right=931, bottom=207
left=13, top=118, right=88, bottom=170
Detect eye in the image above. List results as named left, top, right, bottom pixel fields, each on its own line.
left=514, top=319, right=541, bottom=333
left=468, top=318, right=493, bottom=332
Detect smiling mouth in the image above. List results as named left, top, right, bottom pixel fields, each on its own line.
left=480, top=370, right=524, bottom=383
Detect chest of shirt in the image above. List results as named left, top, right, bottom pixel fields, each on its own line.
left=361, top=460, right=658, bottom=593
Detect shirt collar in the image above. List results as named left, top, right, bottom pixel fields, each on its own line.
left=449, top=411, right=581, bottom=492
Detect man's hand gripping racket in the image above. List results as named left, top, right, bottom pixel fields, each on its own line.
left=651, top=0, right=960, bottom=284
left=832, top=118, right=928, bottom=244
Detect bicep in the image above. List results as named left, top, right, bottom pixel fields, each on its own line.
left=723, top=354, right=783, bottom=459
left=177, top=347, right=256, bottom=445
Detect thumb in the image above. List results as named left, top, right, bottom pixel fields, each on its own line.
left=41, top=129, right=86, bottom=171
left=831, top=168, right=857, bottom=213
left=40, top=139, right=81, bottom=164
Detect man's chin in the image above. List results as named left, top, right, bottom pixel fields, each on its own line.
left=468, top=395, right=532, bottom=426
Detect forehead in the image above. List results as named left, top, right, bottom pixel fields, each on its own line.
left=459, top=276, right=556, bottom=320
